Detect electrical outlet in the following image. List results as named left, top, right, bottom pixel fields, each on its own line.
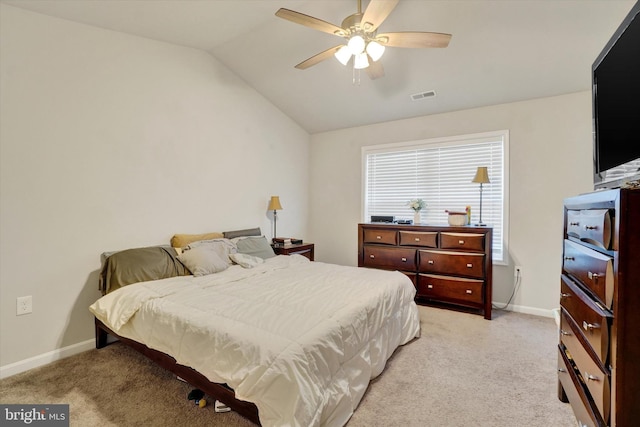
left=16, top=296, right=32, bottom=316
left=514, top=265, right=523, bottom=279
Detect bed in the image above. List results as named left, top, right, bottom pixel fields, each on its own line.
left=89, top=232, right=420, bottom=426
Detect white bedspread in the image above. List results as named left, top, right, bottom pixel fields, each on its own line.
left=89, top=255, right=420, bottom=427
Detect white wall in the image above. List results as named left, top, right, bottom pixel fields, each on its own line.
left=0, top=5, right=309, bottom=371
left=308, top=92, right=594, bottom=316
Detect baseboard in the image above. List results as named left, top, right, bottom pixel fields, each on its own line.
left=0, top=339, right=94, bottom=379
left=494, top=302, right=557, bottom=318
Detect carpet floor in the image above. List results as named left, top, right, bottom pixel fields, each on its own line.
left=0, top=306, right=577, bottom=426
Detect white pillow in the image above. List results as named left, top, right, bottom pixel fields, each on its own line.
left=229, top=252, right=264, bottom=269
left=187, top=238, right=237, bottom=265
left=178, top=246, right=229, bottom=276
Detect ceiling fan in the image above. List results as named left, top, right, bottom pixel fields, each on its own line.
left=275, top=0, right=451, bottom=80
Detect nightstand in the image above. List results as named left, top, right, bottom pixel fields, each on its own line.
left=272, top=243, right=314, bottom=261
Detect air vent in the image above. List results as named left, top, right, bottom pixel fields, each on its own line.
left=410, top=90, right=436, bottom=101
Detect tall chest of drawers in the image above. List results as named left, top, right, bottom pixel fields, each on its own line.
left=557, top=188, right=640, bottom=427
left=358, top=223, right=493, bottom=319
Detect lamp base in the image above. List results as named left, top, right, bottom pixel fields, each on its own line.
left=474, top=223, right=488, bottom=227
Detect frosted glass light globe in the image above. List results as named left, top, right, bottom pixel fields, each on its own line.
left=347, top=35, right=365, bottom=55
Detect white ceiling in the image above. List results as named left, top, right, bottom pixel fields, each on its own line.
left=2, top=0, right=635, bottom=133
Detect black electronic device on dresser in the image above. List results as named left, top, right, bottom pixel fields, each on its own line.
left=557, top=189, right=640, bottom=427
left=592, top=1, right=640, bottom=189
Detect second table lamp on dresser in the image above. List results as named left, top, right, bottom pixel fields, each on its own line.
left=472, top=167, right=490, bottom=226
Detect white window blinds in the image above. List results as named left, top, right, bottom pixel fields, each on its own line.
left=363, top=131, right=507, bottom=262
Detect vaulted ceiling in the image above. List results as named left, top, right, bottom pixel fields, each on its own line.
left=2, top=0, right=635, bottom=133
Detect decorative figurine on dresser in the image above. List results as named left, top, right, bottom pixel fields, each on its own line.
left=358, top=223, right=492, bottom=319
left=557, top=188, right=640, bottom=427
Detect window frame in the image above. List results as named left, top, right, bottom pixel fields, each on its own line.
left=361, top=130, right=509, bottom=265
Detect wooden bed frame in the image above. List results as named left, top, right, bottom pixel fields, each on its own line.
left=94, top=317, right=260, bottom=425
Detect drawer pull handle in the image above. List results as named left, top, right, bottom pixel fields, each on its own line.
left=427, top=284, right=433, bottom=289
left=588, top=272, right=600, bottom=282
left=564, top=256, right=575, bottom=261
left=414, top=238, right=420, bottom=241
left=582, top=321, right=600, bottom=331
left=585, top=372, right=600, bottom=382
left=557, top=368, right=567, bottom=373
left=376, top=235, right=382, bottom=240
left=560, top=293, right=571, bottom=298
left=560, top=329, right=572, bottom=336
left=428, top=260, right=434, bottom=265
left=569, top=222, right=580, bottom=226
left=466, top=263, right=473, bottom=268
left=465, top=289, right=472, bottom=294
left=369, top=255, right=375, bottom=259
left=584, top=225, right=598, bottom=230
left=458, top=240, right=465, bottom=245
left=401, top=257, right=407, bottom=262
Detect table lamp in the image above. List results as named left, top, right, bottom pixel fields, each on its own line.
left=472, top=167, right=490, bottom=226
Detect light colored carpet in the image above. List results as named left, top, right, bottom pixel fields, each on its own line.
left=0, top=306, right=576, bottom=426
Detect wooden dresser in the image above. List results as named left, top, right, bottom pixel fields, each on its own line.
left=557, top=188, right=640, bottom=427
left=358, top=223, right=493, bottom=319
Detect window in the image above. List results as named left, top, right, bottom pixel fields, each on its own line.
left=362, top=130, right=508, bottom=263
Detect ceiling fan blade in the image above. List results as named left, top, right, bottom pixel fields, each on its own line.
left=276, top=8, right=347, bottom=37
left=377, top=32, right=452, bottom=48
left=361, top=0, right=400, bottom=32
left=365, top=57, right=385, bottom=80
left=295, top=45, right=344, bottom=70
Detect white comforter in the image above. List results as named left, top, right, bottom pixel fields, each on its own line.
left=89, top=255, right=420, bottom=427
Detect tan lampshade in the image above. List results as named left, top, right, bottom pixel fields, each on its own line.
left=268, top=196, right=283, bottom=211
left=472, top=167, right=490, bottom=184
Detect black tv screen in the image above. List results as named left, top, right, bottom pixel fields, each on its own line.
left=592, top=1, right=640, bottom=188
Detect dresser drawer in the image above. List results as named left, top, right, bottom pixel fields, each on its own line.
left=399, top=231, right=437, bottom=247
left=363, top=229, right=397, bottom=245
left=440, top=232, right=485, bottom=252
left=417, top=274, right=483, bottom=304
left=418, top=250, right=484, bottom=279
left=560, top=309, right=610, bottom=422
left=566, top=209, right=612, bottom=250
left=362, top=246, right=416, bottom=270
left=558, top=347, right=606, bottom=427
left=560, top=275, right=611, bottom=365
left=563, top=239, right=614, bottom=308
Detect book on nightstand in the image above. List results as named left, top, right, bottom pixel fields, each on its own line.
left=273, top=237, right=303, bottom=247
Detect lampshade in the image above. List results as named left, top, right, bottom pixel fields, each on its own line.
left=354, top=52, right=369, bottom=70
left=472, top=167, right=490, bottom=184
left=366, top=41, right=385, bottom=61
left=334, top=46, right=352, bottom=66
left=268, top=196, right=283, bottom=211
left=347, top=35, right=365, bottom=55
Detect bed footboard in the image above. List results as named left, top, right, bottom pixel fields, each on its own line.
left=94, top=318, right=260, bottom=425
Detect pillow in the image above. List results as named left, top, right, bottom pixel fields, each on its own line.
left=99, top=246, right=189, bottom=294
left=235, top=236, right=276, bottom=259
left=223, top=227, right=261, bottom=239
left=187, top=238, right=236, bottom=265
left=178, top=246, right=229, bottom=276
left=170, top=232, right=224, bottom=248
left=229, top=253, right=264, bottom=269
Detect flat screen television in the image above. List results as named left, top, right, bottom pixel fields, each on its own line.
left=592, top=1, right=640, bottom=189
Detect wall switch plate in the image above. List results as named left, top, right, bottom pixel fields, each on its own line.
left=17, top=296, right=32, bottom=315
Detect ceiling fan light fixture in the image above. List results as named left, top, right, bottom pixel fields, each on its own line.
left=354, top=52, right=369, bottom=69
left=347, top=35, right=365, bottom=55
left=366, top=41, right=385, bottom=61
left=334, top=46, right=352, bottom=66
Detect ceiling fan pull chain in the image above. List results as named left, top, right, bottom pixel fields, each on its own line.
left=353, top=67, right=362, bottom=86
